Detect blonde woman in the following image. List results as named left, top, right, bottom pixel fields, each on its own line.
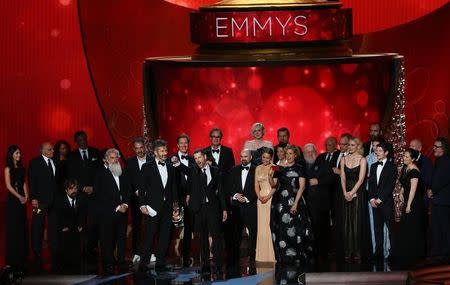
left=340, top=137, right=367, bottom=262
left=244, top=122, right=273, bottom=165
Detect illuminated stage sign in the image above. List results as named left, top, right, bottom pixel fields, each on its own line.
left=191, top=9, right=352, bottom=44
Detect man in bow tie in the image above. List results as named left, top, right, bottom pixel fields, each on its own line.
left=227, top=149, right=257, bottom=276
left=368, top=142, right=397, bottom=262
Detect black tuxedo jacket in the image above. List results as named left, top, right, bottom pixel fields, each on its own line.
left=304, top=157, right=334, bottom=211
left=368, top=160, right=397, bottom=208
left=67, top=147, right=101, bottom=188
left=125, top=155, right=152, bottom=192
left=54, top=192, right=87, bottom=231
left=228, top=164, right=257, bottom=207
left=139, top=159, right=178, bottom=213
left=188, top=165, right=226, bottom=213
left=317, top=150, right=340, bottom=169
left=204, top=145, right=235, bottom=174
left=93, top=166, right=131, bottom=220
left=417, top=153, right=433, bottom=190
left=431, top=155, right=450, bottom=206
left=172, top=153, right=195, bottom=198
left=363, top=141, right=394, bottom=160
left=28, top=156, right=59, bottom=208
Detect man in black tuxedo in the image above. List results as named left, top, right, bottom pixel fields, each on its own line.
left=138, top=139, right=178, bottom=273
left=303, top=143, right=334, bottom=263
left=187, top=149, right=227, bottom=277
left=429, top=137, right=450, bottom=256
left=363, top=123, right=394, bottom=160
left=94, top=148, right=131, bottom=275
left=67, top=130, right=101, bottom=261
left=125, top=137, right=153, bottom=263
left=228, top=149, right=257, bottom=273
left=171, top=134, right=196, bottom=267
left=368, top=142, right=397, bottom=261
left=28, top=142, right=59, bottom=270
left=318, top=137, right=340, bottom=168
left=54, top=179, right=87, bottom=273
left=204, top=128, right=235, bottom=175
left=273, top=127, right=303, bottom=164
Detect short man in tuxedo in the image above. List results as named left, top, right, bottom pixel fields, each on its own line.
left=368, top=142, right=397, bottom=261
left=138, top=139, right=178, bottom=273
left=172, top=134, right=196, bottom=267
left=187, top=149, right=227, bottom=277
left=67, top=130, right=101, bottom=261
left=274, top=127, right=302, bottom=163
left=54, top=179, right=87, bottom=273
left=303, top=144, right=334, bottom=263
left=429, top=137, right=450, bottom=256
left=125, top=137, right=153, bottom=263
left=29, top=142, right=59, bottom=270
left=94, top=148, right=130, bottom=275
left=228, top=149, right=257, bottom=274
left=363, top=123, right=394, bottom=160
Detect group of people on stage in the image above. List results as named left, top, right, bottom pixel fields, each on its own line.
left=3, top=123, right=450, bottom=277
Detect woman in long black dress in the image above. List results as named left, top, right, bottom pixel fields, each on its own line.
left=54, top=140, right=71, bottom=192
left=340, top=138, right=367, bottom=262
left=270, top=144, right=314, bottom=267
left=395, top=148, right=426, bottom=264
left=4, top=145, right=28, bottom=270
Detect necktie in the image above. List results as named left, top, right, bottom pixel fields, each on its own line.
left=326, top=153, right=330, bottom=161
left=158, top=161, right=165, bottom=167
left=47, top=159, right=54, bottom=176
left=82, top=150, right=88, bottom=161
left=71, top=199, right=75, bottom=208
left=201, top=168, right=207, bottom=203
left=212, top=149, right=220, bottom=154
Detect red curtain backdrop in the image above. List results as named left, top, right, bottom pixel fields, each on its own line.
left=0, top=0, right=449, bottom=265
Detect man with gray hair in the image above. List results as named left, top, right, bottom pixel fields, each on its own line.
left=303, top=143, right=334, bottom=266
left=94, top=148, right=131, bottom=275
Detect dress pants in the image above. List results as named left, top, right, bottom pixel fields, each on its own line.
left=196, top=204, right=223, bottom=270
left=99, top=212, right=128, bottom=268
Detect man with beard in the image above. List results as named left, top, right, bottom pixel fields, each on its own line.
left=274, top=127, right=303, bottom=164
left=363, top=123, right=394, bottom=160
left=187, top=149, right=227, bottom=278
left=138, top=139, right=178, bottom=273
left=125, top=137, right=153, bottom=264
left=94, top=148, right=131, bottom=275
left=303, top=143, right=334, bottom=266
left=227, top=149, right=257, bottom=276
left=54, top=179, right=87, bottom=273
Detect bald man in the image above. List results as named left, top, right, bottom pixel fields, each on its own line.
left=29, top=142, right=60, bottom=271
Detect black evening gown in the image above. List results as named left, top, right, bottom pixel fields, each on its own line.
left=271, top=164, right=315, bottom=267
left=395, top=168, right=426, bottom=262
left=5, top=167, right=28, bottom=268
left=342, top=164, right=370, bottom=260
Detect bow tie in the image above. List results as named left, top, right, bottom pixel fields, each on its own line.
left=158, top=161, right=165, bottom=167
left=376, top=161, right=384, bottom=166
left=212, top=149, right=220, bottom=154
left=241, top=166, right=249, bottom=171
left=180, top=155, right=189, bottom=160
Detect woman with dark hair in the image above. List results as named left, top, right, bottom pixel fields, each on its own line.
left=254, top=147, right=276, bottom=263
left=54, top=140, right=71, bottom=190
left=395, top=148, right=426, bottom=263
left=4, top=145, right=28, bottom=270
left=270, top=145, right=314, bottom=267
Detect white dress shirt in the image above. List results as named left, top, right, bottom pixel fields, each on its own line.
left=211, top=146, right=221, bottom=165
left=42, top=155, right=55, bottom=175
left=137, top=157, right=146, bottom=170
left=376, top=158, right=388, bottom=184
left=232, top=164, right=251, bottom=203
left=79, top=148, right=89, bottom=160
left=67, top=195, right=76, bottom=208
left=202, top=164, right=212, bottom=185
left=156, top=158, right=168, bottom=189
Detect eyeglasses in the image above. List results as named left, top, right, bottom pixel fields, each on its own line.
left=433, top=145, right=442, bottom=149
left=210, top=136, right=221, bottom=138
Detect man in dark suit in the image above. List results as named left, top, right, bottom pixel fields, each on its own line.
left=138, top=139, right=178, bottom=273
left=28, top=142, right=59, bottom=271
left=318, top=136, right=340, bottom=168
left=187, top=149, right=227, bottom=277
left=228, top=149, right=257, bottom=274
left=66, top=130, right=101, bottom=262
left=410, top=138, right=433, bottom=199
left=274, top=127, right=303, bottom=164
left=303, top=143, right=334, bottom=263
left=171, top=134, right=196, bottom=267
left=54, top=178, right=87, bottom=273
left=429, top=137, right=450, bottom=256
left=368, top=142, right=397, bottom=261
left=363, top=123, right=394, bottom=160
left=94, top=148, right=131, bottom=275
left=125, top=137, right=153, bottom=264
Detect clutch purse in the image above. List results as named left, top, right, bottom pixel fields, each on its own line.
left=172, top=202, right=184, bottom=228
